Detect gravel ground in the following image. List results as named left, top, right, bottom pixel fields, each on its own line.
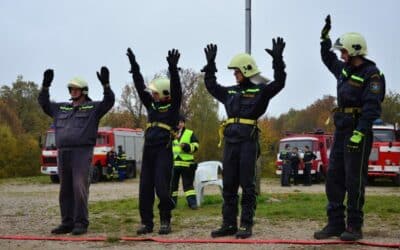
left=0, top=178, right=399, bottom=250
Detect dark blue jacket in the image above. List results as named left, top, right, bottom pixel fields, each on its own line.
left=204, top=65, right=285, bottom=143
left=38, top=87, right=115, bottom=148
left=130, top=66, right=181, bottom=146
left=321, top=39, right=385, bottom=133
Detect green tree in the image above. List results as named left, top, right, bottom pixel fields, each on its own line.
left=381, top=91, right=400, bottom=124
left=0, top=76, right=51, bottom=135
left=0, top=125, right=18, bottom=178
left=187, top=81, right=221, bottom=162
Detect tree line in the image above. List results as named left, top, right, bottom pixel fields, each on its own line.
left=1, top=71, right=399, bottom=178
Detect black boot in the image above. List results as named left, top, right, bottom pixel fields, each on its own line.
left=211, top=224, right=238, bottom=238
left=187, top=196, right=198, bottom=210
left=51, top=224, right=73, bottom=234
left=136, top=224, right=153, bottom=235
left=71, top=226, right=87, bottom=235
left=236, top=225, right=252, bottom=239
left=314, top=225, right=345, bottom=239
left=340, top=227, right=363, bottom=241
left=158, top=221, right=171, bottom=235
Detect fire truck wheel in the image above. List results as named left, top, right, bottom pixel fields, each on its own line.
left=367, top=176, right=375, bottom=185
left=126, top=161, right=136, bottom=179
left=314, top=171, right=323, bottom=183
left=50, top=175, right=60, bottom=184
left=393, top=174, right=400, bottom=186
left=90, top=166, right=100, bottom=184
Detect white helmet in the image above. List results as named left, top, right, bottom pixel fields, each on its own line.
left=147, top=77, right=170, bottom=99
left=68, top=77, right=89, bottom=95
left=227, top=53, right=260, bottom=78
left=333, top=32, right=368, bottom=57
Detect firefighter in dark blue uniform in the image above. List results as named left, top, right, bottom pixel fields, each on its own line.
left=116, top=145, right=127, bottom=181
left=126, top=48, right=181, bottom=235
left=106, top=147, right=117, bottom=180
left=38, top=67, right=115, bottom=235
left=303, top=145, right=316, bottom=186
left=314, top=15, right=385, bottom=241
left=289, top=147, right=300, bottom=185
left=279, top=144, right=291, bottom=186
left=202, top=38, right=286, bottom=239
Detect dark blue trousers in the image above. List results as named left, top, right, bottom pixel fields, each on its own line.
left=139, top=144, right=174, bottom=228
left=326, top=126, right=372, bottom=229
left=222, top=140, right=257, bottom=227
left=58, top=147, right=93, bottom=229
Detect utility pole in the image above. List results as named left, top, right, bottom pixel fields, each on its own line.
left=245, top=0, right=252, bottom=54
left=245, top=0, right=262, bottom=195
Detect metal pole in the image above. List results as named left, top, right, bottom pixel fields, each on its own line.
left=245, top=0, right=252, bottom=54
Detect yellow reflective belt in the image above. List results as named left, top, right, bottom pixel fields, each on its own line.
left=218, top=118, right=257, bottom=147
left=146, top=122, right=172, bottom=132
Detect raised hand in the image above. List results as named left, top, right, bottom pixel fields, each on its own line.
left=321, top=15, right=331, bottom=40
left=42, top=69, right=54, bottom=88
left=126, top=48, right=140, bottom=74
left=166, top=49, right=180, bottom=69
left=265, top=37, right=286, bottom=59
left=96, top=66, right=110, bottom=87
left=204, top=44, right=217, bottom=64
left=201, top=43, right=218, bottom=73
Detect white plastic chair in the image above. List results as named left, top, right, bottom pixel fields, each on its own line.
left=194, top=161, right=223, bottom=206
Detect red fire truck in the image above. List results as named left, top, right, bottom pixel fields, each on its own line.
left=368, top=121, right=400, bottom=186
left=40, top=127, right=144, bottom=183
left=276, top=130, right=333, bottom=182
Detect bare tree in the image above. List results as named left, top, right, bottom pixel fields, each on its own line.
left=119, top=83, right=145, bottom=128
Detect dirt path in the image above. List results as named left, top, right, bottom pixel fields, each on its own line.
left=0, top=178, right=399, bottom=249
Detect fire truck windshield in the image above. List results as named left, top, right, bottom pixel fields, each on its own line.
left=372, top=129, right=395, bottom=142
left=96, top=134, right=108, bottom=145
left=45, top=132, right=56, bottom=149
left=279, top=140, right=313, bottom=153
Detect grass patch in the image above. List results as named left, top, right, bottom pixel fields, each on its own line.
left=0, top=175, right=51, bottom=185
left=88, top=193, right=400, bottom=234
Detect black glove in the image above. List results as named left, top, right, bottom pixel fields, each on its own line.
left=321, top=15, right=331, bottom=40
left=201, top=43, right=217, bottom=73
left=96, top=66, right=110, bottom=87
left=126, top=48, right=140, bottom=74
left=42, top=69, right=54, bottom=88
left=265, top=37, right=285, bottom=59
left=166, top=49, right=180, bottom=70
left=265, top=37, right=286, bottom=70
left=181, top=143, right=191, bottom=153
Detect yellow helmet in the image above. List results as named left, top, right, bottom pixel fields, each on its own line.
left=333, top=32, right=367, bottom=56
left=147, top=77, right=170, bottom=99
left=227, top=53, right=260, bottom=78
left=68, top=77, right=88, bottom=95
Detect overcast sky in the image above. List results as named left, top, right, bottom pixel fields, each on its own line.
left=1, top=0, right=399, bottom=117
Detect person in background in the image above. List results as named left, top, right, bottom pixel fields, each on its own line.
left=279, top=144, right=291, bottom=186
left=117, top=145, right=127, bottom=181
left=106, top=146, right=117, bottom=180
left=303, top=145, right=317, bottom=186
left=289, top=147, right=300, bottom=185
left=171, top=115, right=200, bottom=210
